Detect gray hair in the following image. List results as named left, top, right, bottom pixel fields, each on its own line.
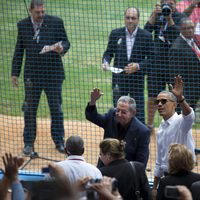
left=117, top=96, right=136, bottom=112
left=158, top=91, right=177, bottom=102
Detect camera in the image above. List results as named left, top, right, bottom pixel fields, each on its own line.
left=161, top=3, right=172, bottom=16
left=85, top=178, right=118, bottom=200
left=165, top=186, right=180, bottom=199
left=85, top=179, right=101, bottom=200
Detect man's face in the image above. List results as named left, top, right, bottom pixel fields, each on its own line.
left=180, top=21, right=195, bottom=39
left=30, top=4, right=45, bottom=23
left=116, top=101, right=134, bottom=126
left=156, top=93, right=176, bottom=120
left=161, top=0, right=176, bottom=12
left=124, top=8, right=139, bottom=33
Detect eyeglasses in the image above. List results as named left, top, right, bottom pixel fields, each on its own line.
left=154, top=99, right=174, bottom=105
left=125, top=16, right=138, bottom=20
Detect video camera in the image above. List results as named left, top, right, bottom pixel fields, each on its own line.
left=161, top=3, right=172, bottom=16
left=85, top=178, right=118, bottom=200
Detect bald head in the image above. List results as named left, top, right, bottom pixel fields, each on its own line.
left=124, top=7, right=140, bottom=18
left=124, top=7, right=140, bottom=33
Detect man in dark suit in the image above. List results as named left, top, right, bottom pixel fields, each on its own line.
left=85, top=88, right=151, bottom=167
left=169, top=17, right=200, bottom=111
left=102, top=7, right=155, bottom=124
left=11, top=0, right=70, bottom=155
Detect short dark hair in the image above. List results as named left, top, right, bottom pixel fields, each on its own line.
left=124, top=7, right=140, bottom=18
left=65, top=135, right=84, bottom=155
left=30, top=0, right=44, bottom=10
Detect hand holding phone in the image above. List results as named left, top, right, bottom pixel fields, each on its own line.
left=165, top=186, right=180, bottom=199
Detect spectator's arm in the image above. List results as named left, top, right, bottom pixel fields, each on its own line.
left=0, top=153, right=24, bottom=200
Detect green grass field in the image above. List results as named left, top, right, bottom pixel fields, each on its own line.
left=0, top=0, right=165, bottom=127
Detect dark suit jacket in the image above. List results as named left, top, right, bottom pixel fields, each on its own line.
left=191, top=180, right=200, bottom=200
left=100, top=159, right=151, bottom=200
left=157, top=170, right=200, bottom=200
left=102, top=27, right=155, bottom=87
left=12, top=15, right=70, bottom=81
left=169, top=36, right=200, bottom=107
left=85, top=104, right=150, bottom=167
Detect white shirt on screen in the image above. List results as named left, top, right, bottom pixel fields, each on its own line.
left=126, top=27, right=138, bottom=61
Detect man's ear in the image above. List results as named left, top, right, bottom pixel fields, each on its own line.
left=132, top=109, right=136, bottom=116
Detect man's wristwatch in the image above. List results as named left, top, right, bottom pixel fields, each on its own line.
left=178, top=97, right=185, bottom=103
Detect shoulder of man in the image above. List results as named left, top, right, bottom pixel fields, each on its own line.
left=18, top=16, right=31, bottom=26
left=44, top=14, right=64, bottom=23
left=137, top=27, right=153, bottom=38
left=173, top=11, right=187, bottom=24
left=171, top=35, right=184, bottom=49
left=111, top=27, right=126, bottom=34
left=130, top=117, right=151, bottom=133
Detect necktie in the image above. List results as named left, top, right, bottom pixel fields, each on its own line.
left=33, top=24, right=41, bottom=43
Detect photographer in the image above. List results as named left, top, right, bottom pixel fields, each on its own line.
left=144, top=0, right=186, bottom=132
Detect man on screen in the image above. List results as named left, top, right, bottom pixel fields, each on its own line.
left=11, top=0, right=70, bottom=155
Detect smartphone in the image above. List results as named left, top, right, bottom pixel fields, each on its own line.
left=165, top=186, right=180, bottom=199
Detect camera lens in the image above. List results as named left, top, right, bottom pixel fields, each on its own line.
left=161, top=3, right=172, bottom=16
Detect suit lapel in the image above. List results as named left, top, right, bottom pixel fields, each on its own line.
left=120, top=28, right=128, bottom=61
left=124, top=117, right=137, bottom=142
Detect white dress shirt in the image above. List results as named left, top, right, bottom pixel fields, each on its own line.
left=126, top=27, right=138, bottom=61
left=55, top=155, right=102, bottom=183
left=154, top=109, right=195, bottom=178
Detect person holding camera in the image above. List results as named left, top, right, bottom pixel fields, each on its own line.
left=98, top=138, right=152, bottom=200
left=144, top=0, right=186, bottom=133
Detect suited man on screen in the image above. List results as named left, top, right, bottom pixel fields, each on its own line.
left=102, top=7, right=155, bottom=124
left=11, top=0, right=70, bottom=155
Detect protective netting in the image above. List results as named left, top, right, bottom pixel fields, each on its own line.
left=0, top=0, right=200, bottom=180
